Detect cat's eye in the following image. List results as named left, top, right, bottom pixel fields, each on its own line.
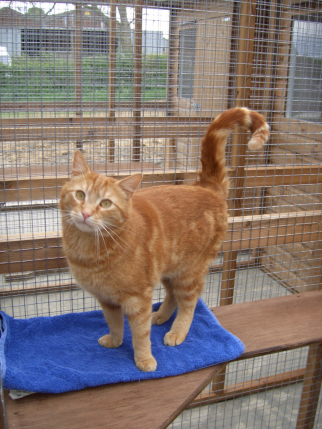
left=76, top=190, right=85, bottom=201
left=100, top=199, right=112, bottom=209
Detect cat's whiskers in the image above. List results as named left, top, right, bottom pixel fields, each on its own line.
left=96, top=226, right=110, bottom=261
left=61, top=212, right=73, bottom=226
left=94, top=229, right=99, bottom=265
left=98, top=223, right=133, bottom=257
left=100, top=220, right=135, bottom=235
left=99, top=222, right=133, bottom=250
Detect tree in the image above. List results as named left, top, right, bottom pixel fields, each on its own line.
left=117, top=6, right=133, bottom=56
left=25, top=4, right=55, bottom=18
left=26, top=6, right=45, bottom=17
left=86, top=4, right=133, bottom=55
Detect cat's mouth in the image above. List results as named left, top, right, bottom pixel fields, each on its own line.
left=75, top=222, right=94, bottom=232
left=73, top=216, right=95, bottom=233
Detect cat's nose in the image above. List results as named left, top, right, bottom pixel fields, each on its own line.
left=82, top=211, right=91, bottom=221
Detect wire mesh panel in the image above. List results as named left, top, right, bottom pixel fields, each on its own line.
left=0, top=0, right=321, bottom=428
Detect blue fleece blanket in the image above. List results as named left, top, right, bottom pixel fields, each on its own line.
left=0, top=299, right=244, bottom=394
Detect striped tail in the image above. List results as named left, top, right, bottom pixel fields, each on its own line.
left=198, top=107, right=270, bottom=193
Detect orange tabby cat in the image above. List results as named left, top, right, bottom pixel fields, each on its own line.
left=60, top=107, right=269, bottom=372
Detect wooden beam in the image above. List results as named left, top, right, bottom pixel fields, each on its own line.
left=0, top=211, right=320, bottom=275
left=165, top=8, right=177, bottom=168
left=0, top=116, right=208, bottom=128
left=0, top=122, right=207, bottom=143
left=0, top=168, right=188, bottom=203
left=271, top=115, right=322, bottom=143
left=296, top=343, right=322, bottom=429
left=74, top=3, right=83, bottom=151
left=132, top=4, right=143, bottom=162
left=108, top=5, right=117, bottom=163
left=220, top=0, right=258, bottom=345
left=0, top=258, right=259, bottom=299
left=0, top=101, right=167, bottom=112
left=221, top=0, right=258, bottom=308
left=192, top=368, right=306, bottom=407
left=1, top=165, right=321, bottom=203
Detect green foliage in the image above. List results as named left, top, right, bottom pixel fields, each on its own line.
left=0, top=53, right=168, bottom=103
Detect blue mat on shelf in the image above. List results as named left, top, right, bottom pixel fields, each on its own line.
left=0, top=299, right=244, bottom=394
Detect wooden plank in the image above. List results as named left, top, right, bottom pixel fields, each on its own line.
left=0, top=169, right=189, bottom=204
left=2, top=364, right=225, bottom=429
left=0, top=280, right=78, bottom=298
left=193, top=368, right=306, bottom=406
left=0, top=101, right=167, bottom=112
left=269, top=146, right=321, bottom=168
left=1, top=210, right=320, bottom=275
left=1, top=165, right=321, bottom=204
left=0, top=116, right=210, bottom=128
left=0, top=123, right=207, bottom=142
left=265, top=248, right=321, bottom=292
left=3, top=291, right=322, bottom=429
left=296, top=343, right=322, bottom=429
left=0, top=259, right=258, bottom=299
left=276, top=134, right=322, bottom=162
left=266, top=186, right=322, bottom=211
left=214, top=291, right=322, bottom=358
left=272, top=115, right=322, bottom=143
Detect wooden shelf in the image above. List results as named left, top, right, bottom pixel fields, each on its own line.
left=2, top=291, right=322, bottom=429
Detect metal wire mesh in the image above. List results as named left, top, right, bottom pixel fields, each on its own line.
left=0, top=0, right=321, bottom=428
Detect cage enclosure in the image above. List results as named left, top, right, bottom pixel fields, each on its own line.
left=0, top=0, right=321, bottom=428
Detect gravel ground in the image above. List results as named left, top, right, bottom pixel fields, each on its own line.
left=1, top=137, right=167, bottom=169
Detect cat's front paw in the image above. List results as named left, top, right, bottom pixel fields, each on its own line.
left=151, top=311, right=168, bottom=325
left=135, top=355, right=157, bottom=372
left=163, top=331, right=186, bottom=346
left=98, top=334, right=122, bottom=348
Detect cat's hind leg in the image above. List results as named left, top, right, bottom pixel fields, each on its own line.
left=152, top=277, right=177, bottom=325
left=98, top=301, right=124, bottom=348
left=163, top=279, right=202, bottom=346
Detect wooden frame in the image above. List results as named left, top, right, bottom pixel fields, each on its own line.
left=1, top=0, right=322, bottom=427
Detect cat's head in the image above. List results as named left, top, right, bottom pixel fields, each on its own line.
left=59, top=150, right=142, bottom=233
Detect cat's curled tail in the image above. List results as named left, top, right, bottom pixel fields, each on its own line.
left=198, top=107, right=270, bottom=193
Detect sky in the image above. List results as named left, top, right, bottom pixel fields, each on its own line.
left=2, top=2, right=170, bottom=38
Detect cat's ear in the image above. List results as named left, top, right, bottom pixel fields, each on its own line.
left=117, top=173, right=142, bottom=199
left=71, top=150, right=91, bottom=178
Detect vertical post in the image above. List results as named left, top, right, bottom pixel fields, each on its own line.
left=75, top=3, right=83, bottom=151
left=108, top=4, right=117, bottom=163
left=296, top=343, right=322, bottom=429
left=220, top=0, right=257, bottom=307
left=165, top=8, right=177, bottom=169
left=132, top=3, right=142, bottom=163
left=166, top=9, right=176, bottom=116
left=213, top=0, right=257, bottom=394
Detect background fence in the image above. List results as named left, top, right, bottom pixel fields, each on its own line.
left=0, top=0, right=321, bottom=428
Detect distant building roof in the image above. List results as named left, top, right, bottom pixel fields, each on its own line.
left=0, top=7, right=40, bottom=28
left=0, top=6, right=110, bottom=31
